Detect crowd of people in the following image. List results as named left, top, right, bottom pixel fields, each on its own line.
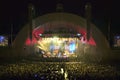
left=0, top=62, right=120, bottom=80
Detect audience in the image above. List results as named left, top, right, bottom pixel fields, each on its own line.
left=0, top=62, right=120, bottom=80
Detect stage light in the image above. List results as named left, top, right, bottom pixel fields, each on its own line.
left=39, top=34, right=42, bottom=36
left=52, top=36, right=59, bottom=41
left=77, top=33, right=81, bottom=36
left=36, top=37, right=78, bottom=58
left=53, top=36, right=58, bottom=38
left=69, top=42, right=75, bottom=54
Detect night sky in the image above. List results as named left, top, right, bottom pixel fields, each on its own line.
left=0, top=0, right=119, bottom=38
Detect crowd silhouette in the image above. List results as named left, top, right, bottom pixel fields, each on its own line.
left=0, top=62, right=120, bottom=80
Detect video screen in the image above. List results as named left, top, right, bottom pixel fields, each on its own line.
left=0, top=35, right=8, bottom=46
left=114, top=35, right=120, bottom=47
left=37, top=37, right=78, bottom=57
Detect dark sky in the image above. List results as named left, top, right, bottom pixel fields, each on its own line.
left=0, top=0, right=119, bottom=37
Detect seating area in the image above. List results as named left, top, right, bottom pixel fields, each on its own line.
left=0, top=62, right=120, bottom=80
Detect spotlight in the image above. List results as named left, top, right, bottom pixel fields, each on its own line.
left=52, top=36, right=58, bottom=40
left=77, top=33, right=81, bottom=36
left=39, top=34, right=42, bottom=36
